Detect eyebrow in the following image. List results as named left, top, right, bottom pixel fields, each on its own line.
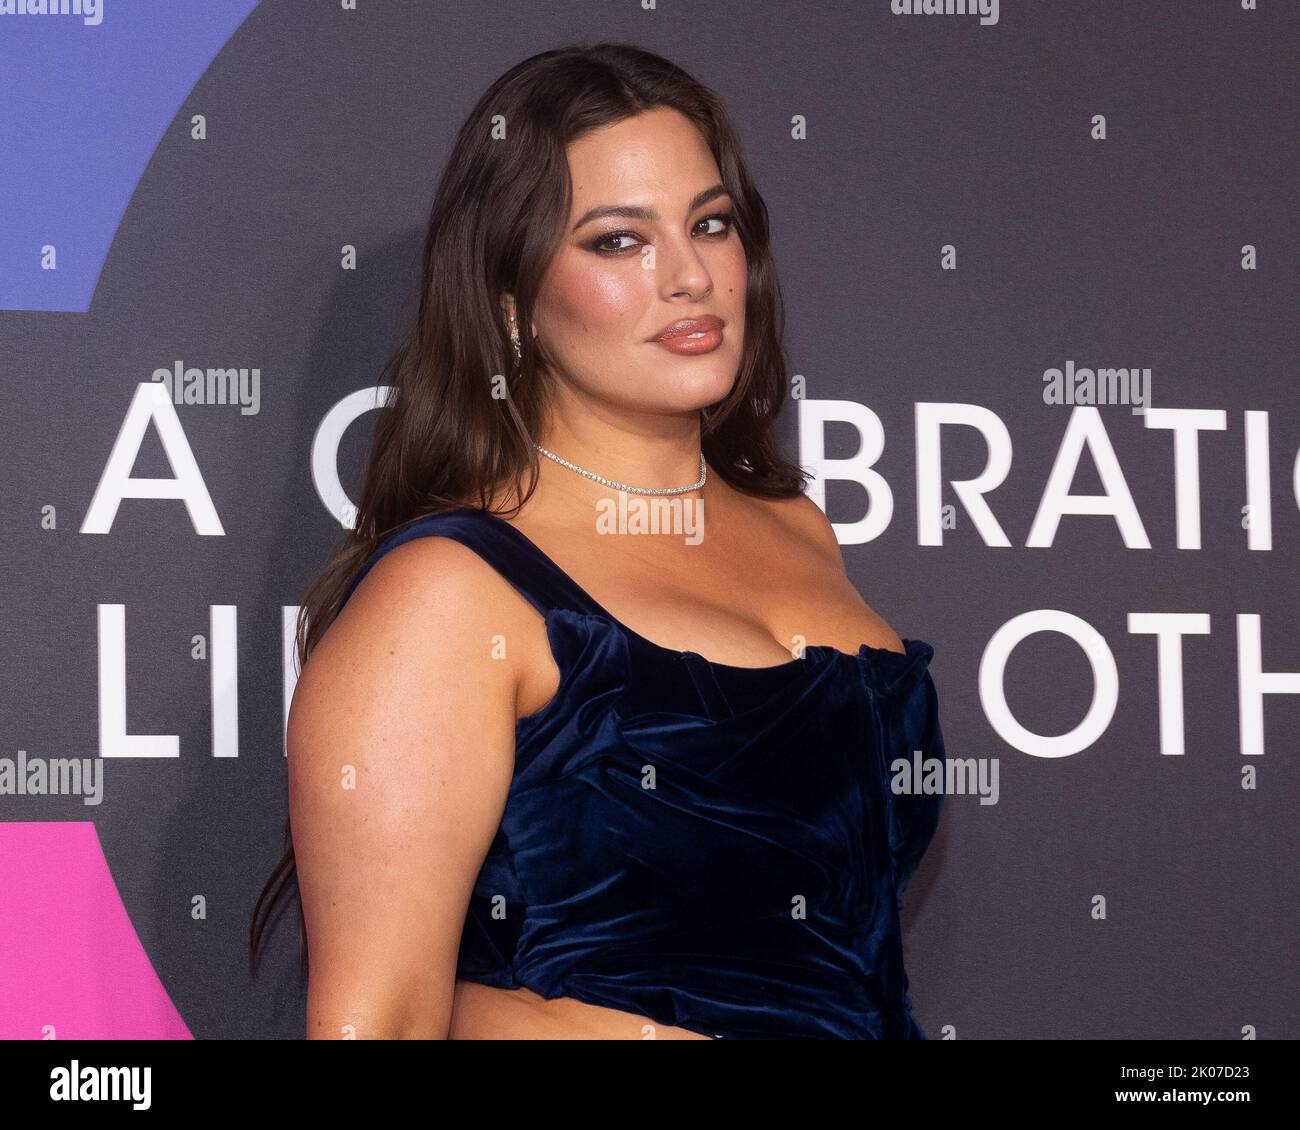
left=571, top=184, right=731, bottom=232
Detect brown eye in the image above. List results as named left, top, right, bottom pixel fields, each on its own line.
left=696, top=212, right=735, bottom=237
left=592, top=232, right=640, bottom=254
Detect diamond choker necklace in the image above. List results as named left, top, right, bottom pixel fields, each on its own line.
left=534, top=444, right=707, bottom=497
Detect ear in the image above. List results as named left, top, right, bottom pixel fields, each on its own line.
left=499, top=292, right=517, bottom=328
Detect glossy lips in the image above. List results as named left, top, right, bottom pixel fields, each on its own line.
left=648, top=315, right=724, bottom=355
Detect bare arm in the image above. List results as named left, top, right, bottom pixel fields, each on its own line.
left=286, top=537, right=526, bottom=1039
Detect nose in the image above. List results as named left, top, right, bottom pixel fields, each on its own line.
left=657, top=233, right=714, bottom=302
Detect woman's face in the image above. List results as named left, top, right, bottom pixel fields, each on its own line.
left=528, top=106, right=748, bottom=418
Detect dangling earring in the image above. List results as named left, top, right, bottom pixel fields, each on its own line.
left=510, top=320, right=522, bottom=367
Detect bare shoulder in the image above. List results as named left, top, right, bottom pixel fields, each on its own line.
left=301, top=534, right=533, bottom=701
left=759, top=491, right=845, bottom=566
left=288, top=532, right=531, bottom=817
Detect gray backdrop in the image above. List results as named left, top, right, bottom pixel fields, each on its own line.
left=1, top=0, right=1295, bottom=1039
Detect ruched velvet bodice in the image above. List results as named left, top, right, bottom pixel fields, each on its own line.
left=339, top=506, right=945, bottom=1040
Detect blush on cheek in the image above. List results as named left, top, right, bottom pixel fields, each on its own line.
left=546, top=257, right=644, bottom=340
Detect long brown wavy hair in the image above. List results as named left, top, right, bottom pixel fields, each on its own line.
left=248, top=41, right=810, bottom=968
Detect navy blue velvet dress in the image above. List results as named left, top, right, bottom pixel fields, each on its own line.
left=339, top=506, right=945, bottom=1040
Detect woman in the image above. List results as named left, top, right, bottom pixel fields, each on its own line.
left=250, top=42, right=945, bottom=1040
